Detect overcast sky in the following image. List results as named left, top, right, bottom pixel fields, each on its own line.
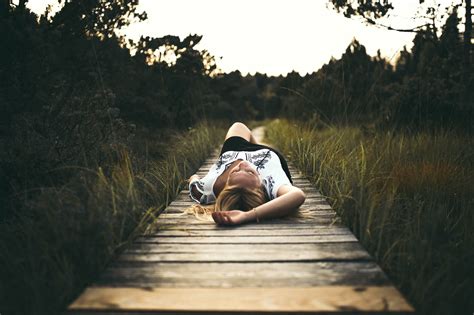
left=27, top=0, right=461, bottom=76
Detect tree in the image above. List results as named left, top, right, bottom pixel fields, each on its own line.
left=50, top=0, right=147, bottom=40
left=329, top=0, right=472, bottom=106
left=463, top=0, right=472, bottom=80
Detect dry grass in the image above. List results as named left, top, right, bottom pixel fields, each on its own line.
left=265, top=118, right=474, bottom=315
left=0, top=122, right=225, bottom=315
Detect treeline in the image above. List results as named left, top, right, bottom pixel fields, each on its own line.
left=203, top=8, right=473, bottom=134
left=267, top=9, right=472, bottom=132
left=212, top=6, right=473, bottom=133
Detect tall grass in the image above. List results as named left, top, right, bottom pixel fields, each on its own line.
left=266, top=119, right=474, bottom=315
left=0, top=122, right=225, bottom=315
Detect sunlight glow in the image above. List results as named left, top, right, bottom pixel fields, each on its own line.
left=26, top=0, right=461, bottom=76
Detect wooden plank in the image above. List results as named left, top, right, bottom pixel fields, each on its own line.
left=159, top=206, right=333, bottom=214
left=300, top=204, right=333, bottom=211
left=292, top=179, right=316, bottom=184
left=157, top=211, right=336, bottom=220
left=166, top=199, right=331, bottom=209
left=117, top=242, right=371, bottom=262
left=158, top=209, right=336, bottom=219
left=159, top=207, right=335, bottom=215
left=67, top=286, right=414, bottom=314
left=143, top=227, right=352, bottom=237
left=162, top=203, right=332, bottom=211
left=153, top=217, right=341, bottom=226
left=163, top=201, right=332, bottom=210
left=145, top=222, right=346, bottom=230
left=92, top=261, right=391, bottom=287
left=132, top=234, right=358, bottom=244
left=294, top=183, right=319, bottom=188
left=162, top=204, right=334, bottom=216
left=155, top=212, right=337, bottom=221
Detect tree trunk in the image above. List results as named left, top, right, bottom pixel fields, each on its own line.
left=464, top=0, right=472, bottom=108
left=464, top=0, right=472, bottom=80
left=18, top=0, right=26, bottom=10
left=1, top=0, right=11, bottom=16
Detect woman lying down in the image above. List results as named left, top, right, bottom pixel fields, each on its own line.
left=185, top=122, right=307, bottom=226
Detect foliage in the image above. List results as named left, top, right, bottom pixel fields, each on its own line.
left=279, top=39, right=394, bottom=124
left=0, top=0, right=227, bottom=134
left=0, top=122, right=225, bottom=315
left=329, top=0, right=394, bottom=20
left=0, top=2, right=232, bottom=314
left=266, top=119, right=474, bottom=315
left=275, top=7, right=473, bottom=133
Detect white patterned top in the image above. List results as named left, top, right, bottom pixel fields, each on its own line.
left=189, top=149, right=292, bottom=205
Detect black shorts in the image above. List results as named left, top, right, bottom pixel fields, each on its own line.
left=219, top=136, right=293, bottom=184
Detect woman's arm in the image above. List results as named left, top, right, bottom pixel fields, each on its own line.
left=211, top=185, right=306, bottom=225
left=245, top=185, right=305, bottom=222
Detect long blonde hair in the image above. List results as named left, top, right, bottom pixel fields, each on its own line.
left=183, top=183, right=268, bottom=221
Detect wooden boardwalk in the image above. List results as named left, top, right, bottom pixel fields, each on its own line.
left=66, top=127, right=414, bottom=314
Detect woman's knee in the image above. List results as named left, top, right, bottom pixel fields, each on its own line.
left=230, top=122, right=249, bottom=131
left=225, top=122, right=252, bottom=141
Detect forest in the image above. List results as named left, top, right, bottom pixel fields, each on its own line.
left=0, top=0, right=472, bottom=314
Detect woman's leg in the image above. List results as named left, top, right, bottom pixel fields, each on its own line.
left=224, top=122, right=258, bottom=143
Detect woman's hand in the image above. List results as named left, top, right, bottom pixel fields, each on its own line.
left=212, top=210, right=249, bottom=226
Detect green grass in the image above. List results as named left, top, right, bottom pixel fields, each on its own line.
left=265, top=118, right=474, bottom=315
left=0, top=121, right=226, bottom=315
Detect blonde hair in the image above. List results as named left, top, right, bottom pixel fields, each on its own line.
left=183, top=183, right=316, bottom=223
left=183, top=183, right=268, bottom=221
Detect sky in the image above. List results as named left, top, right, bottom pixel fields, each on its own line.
left=26, top=0, right=461, bottom=76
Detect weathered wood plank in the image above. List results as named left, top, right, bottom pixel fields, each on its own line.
left=132, top=234, right=357, bottom=244
left=159, top=206, right=333, bottom=215
left=153, top=217, right=341, bottom=226
left=93, top=261, right=390, bottom=287
left=67, top=286, right=414, bottom=314
left=117, top=242, right=370, bottom=262
left=143, top=227, right=352, bottom=237
left=161, top=204, right=330, bottom=212
left=158, top=210, right=336, bottom=219
left=165, top=200, right=332, bottom=209
left=145, top=222, right=346, bottom=231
